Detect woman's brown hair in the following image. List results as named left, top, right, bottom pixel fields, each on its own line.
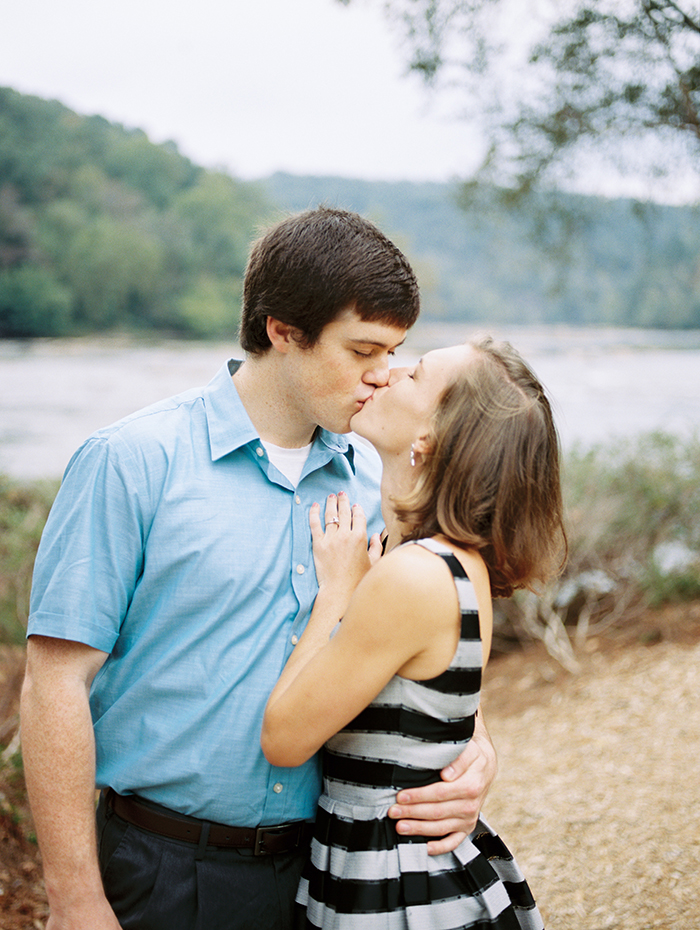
left=397, top=336, right=567, bottom=597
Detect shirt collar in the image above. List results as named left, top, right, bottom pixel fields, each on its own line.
left=203, top=360, right=356, bottom=473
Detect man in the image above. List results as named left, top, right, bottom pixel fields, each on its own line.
left=21, top=207, right=496, bottom=930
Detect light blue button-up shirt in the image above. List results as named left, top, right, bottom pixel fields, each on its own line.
left=28, top=360, right=383, bottom=826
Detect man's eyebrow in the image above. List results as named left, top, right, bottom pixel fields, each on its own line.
left=347, top=337, right=406, bottom=349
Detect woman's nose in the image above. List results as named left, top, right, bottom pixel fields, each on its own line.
left=388, top=366, right=410, bottom=385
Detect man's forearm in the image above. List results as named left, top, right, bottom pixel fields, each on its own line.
left=20, top=644, right=117, bottom=926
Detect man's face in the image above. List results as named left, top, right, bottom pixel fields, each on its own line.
left=284, top=308, right=408, bottom=435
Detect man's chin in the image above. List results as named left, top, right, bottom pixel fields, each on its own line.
left=326, top=405, right=366, bottom=435
left=319, top=418, right=353, bottom=435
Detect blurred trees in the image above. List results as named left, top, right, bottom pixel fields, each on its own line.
left=3, top=80, right=700, bottom=336
left=333, top=1, right=700, bottom=329
left=0, top=87, right=272, bottom=338
left=340, top=0, right=700, bottom=195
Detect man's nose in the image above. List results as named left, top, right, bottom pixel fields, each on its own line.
left=363, top=358, right=392, bottom=386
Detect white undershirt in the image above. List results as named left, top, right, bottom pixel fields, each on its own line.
left=260, top=440, right=312, bottom=487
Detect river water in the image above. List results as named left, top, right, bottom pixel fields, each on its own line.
left=1, top=325, right=699, bottom=480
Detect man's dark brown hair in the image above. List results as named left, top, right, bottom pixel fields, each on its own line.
left=239, top=206, right=420, bottom=354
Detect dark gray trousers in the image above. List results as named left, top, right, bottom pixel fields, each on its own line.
left=96, top=794, right=308, bottom=930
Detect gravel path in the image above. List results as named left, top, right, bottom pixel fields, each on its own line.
left=480, top=602, right=700, bottom=929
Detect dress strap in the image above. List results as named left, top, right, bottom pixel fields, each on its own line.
left=405, top=538, right=480, bottom=615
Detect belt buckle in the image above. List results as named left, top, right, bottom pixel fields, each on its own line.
left=253, top=822, right=295, bottom=856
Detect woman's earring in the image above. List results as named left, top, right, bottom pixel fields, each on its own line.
left=410, top=444, right=416, bottom=467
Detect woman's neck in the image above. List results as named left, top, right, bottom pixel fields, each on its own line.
left=378, top=453, right=417, bottom=553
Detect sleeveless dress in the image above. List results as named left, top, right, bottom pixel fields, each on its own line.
left=294, top=538, right=544, bottom=930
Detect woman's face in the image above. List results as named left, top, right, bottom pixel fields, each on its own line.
left=351, top=344, right=475, bottom=456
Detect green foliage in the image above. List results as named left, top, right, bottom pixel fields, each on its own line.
left=102, top=131, right=199, bottom=210
left=172, top=172, right=263, bottom=277
left=3, top=78, right=700, bottom=336
left=564, top=431, right=700, bottom=603
left=492, top=431, right=700, bottom=662
left=0, top=86, right=272, bottom=338
left=62, top=217, right=168, bottom=328
left=0, top=264, right=72, bottom=336
left=173, top=274, right=242, bottom=337
left=0, top=476, right=58, bottom=644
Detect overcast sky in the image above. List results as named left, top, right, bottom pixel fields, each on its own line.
left=0, top=0, right=483, bottom=183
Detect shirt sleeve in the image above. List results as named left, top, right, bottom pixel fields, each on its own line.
left=27, top=433, right=148, bottom=653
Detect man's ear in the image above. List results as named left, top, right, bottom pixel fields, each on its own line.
left=266, top=317, right=299, bottom=353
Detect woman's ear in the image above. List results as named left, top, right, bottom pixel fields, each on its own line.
left=413, top=433, right=435, bottom=458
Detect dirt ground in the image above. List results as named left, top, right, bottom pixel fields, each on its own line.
left=1, top=601, right=699, bottom=930
left=0, top=645, right=47, bottom=930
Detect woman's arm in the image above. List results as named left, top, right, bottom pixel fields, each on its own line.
left=263, top=492, right=381, bottom=708
left=261, top=537, right=460, bottom=768
left=262, top=496, right=497, bottom=852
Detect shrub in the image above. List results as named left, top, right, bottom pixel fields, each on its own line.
left=493, top=431, right=700, bottom=666
left=0, top=476, right=58, bottom=644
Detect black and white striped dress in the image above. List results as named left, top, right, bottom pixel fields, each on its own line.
left=295, top=538, right=544, bottom=930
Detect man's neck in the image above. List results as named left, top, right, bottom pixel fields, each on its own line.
left=232, top=356, right=317, bottom=449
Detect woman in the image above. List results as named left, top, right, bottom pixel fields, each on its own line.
left=262, top=337, right=566, bottom=929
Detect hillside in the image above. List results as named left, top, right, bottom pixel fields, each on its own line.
left=2, top=85, right=700, bottom=337
left=0, top=87, right=272, bottom=338
left=263, top=172, right=700, bottom=328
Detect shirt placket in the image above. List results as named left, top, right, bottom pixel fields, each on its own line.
left=251, top=444, right=320, bottom=824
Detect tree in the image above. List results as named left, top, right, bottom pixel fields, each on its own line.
left=341, top=0, right=700, bottom=197
left=0, top=87, right=274, bottom=337
left=0, top=264, right=72, bottom=337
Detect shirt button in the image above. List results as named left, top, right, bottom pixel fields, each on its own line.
left=296, top=564, right=305, bottom=574
left=256, top=447, right=264, bottom=456
left=295, top=495, right=301, bottom=504
left=273, top=782, right=283, bottom=794
left=291, top=635, right=299, bottom=645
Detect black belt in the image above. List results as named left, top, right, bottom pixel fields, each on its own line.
left=105, top=789, right=313, bottom=856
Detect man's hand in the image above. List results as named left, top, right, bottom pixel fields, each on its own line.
left=45, top=894, right=122, bottom=930
left=388, top=714, right=497, bottom=855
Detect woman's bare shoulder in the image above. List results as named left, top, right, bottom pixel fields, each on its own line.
left=354, top=540, right=455, bottom=611
left=381, top=537, right=488, bottom=582
left=374, top=538, right=454, bottom=581
left=398, top=537, right=492, bottom=618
